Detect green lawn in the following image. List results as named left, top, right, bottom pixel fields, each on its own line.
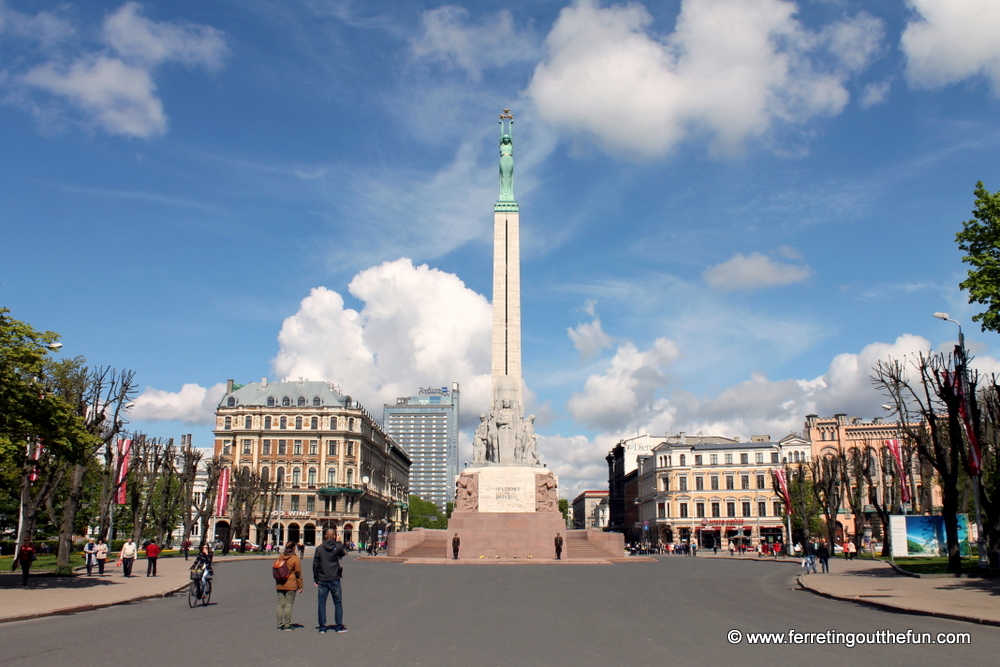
left=890, top=557, right=990, bottom=575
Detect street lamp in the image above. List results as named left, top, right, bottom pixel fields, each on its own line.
left=933, top=312, right=988, bottom=571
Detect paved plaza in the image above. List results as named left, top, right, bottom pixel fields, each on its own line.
left=2, top=554, right=999, bottom=666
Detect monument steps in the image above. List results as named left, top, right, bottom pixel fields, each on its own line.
left=396, top=538, right=447, bottom=560
left=565, top=532, right=621, bottom=560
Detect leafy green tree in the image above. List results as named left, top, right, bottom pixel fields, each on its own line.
left=957, top=181, right=1000, bottom=332
left=558, top=498, right=570, bottom=526
left=408, top=494, right=446, bottom=529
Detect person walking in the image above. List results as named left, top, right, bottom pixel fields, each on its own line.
left=15, top=542, right=37, bottom=586
left=182, top=539, right=191, bottom=561
left=554, top=533, right=563, bottom=560
left=120, top=538, right=137, bottom=577
left=817, top=541, right=830, bottom=573
left=452, top=533, right=460, bottom=560
left=95, top=539, right=109, bottom=575
left=84, top=538, right=98, bottom=575
left=313, top=529, right=347, bottom=634
left=803, top=540, right=817, bottom=574
left=846, top=540, right=857, bottom=560
left=145, top=541, right=160, bottom=576
left=275, top=540, right=303, bottom=631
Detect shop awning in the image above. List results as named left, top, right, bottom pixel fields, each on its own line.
left=317, top=486, right=364, bottom=496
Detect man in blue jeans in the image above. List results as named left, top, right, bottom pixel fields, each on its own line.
left=314, top=529, right=348, bottom=634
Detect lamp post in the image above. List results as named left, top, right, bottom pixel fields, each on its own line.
left=934, top=312, right=988, bottom=571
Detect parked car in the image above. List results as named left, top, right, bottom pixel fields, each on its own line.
left=230, top=539, right=259, bottom=551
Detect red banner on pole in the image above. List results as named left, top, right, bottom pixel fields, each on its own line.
left=28, top=440, right=44, bottom=482
left=215, top=467, right=230, bottom=516
left=944, top=370, right=983, bottom=476
left=774, top=468, right=792, bottom=515
left=114, top=439, right=132, bottom=504
left=884, top=439, right=911, bottom=503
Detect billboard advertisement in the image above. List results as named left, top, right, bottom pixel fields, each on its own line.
left=889, top=514, right=970, bottom=558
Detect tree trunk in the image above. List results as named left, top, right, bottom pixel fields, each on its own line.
left=54, top=463, right=88, bottom=575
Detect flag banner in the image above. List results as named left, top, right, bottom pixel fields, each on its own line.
left=774, top=468, right=792, bottom=515
left=943, top=370, right=984, bottom=476
left=215, top=467, right=230, bottom=516
left=114, top=439, right=132, bottom=504
left=28, top=440, right=44, bottom=482
left=884, top=439, right=911, bottom=503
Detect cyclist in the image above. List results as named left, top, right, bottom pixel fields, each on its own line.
left=190, top=543, right=214, bottom=599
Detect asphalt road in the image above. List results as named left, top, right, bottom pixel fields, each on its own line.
left=2, top=555, right=998, bottom=666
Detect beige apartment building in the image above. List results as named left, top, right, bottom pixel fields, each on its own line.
left=212, top=379, right=410, bottom=548
left=636, top=433, right=810, bottom=548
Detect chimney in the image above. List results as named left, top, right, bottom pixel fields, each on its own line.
left=226, top=379, right=234, bottom=393
left=262, top=377, right=268, bottom=388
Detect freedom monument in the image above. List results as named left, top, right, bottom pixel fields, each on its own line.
left=389, top=111, right=622, bottom=560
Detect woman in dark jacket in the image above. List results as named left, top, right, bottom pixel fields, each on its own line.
left=15, top=542, right=37, bottom=586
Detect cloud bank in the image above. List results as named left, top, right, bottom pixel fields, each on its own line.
left=902, top=0, right=1000, bottom=94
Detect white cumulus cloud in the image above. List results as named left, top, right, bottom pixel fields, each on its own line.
left=130, top=382, right=227, bottom=425
left=568, top=314, right=614, bottom=361
left=16, top=2, right=227, bottom=138
left=526, top=0, right=883, bottom=158
left=902, top=0, right=1000, bottom=94
left=703, top=251, right=811, bottom=291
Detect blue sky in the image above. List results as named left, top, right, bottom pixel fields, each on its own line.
left=4, top=0, right=1000, bottom=497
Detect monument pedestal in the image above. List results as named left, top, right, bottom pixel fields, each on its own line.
left=449, top=510, right=566, bottom=559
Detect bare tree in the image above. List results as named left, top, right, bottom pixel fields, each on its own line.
left=810, top=453, right=842, bottom=550
left=193, top=456, right=225, bottom=547
left=177, top=440, right=204, bottom=547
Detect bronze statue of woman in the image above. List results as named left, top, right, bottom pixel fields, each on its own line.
left=499, top=111, right=514, bottom=201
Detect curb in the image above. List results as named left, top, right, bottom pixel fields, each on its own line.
left=1, top=581, right=191, bottom=624
left=795, top=574, right=1000, bottom=628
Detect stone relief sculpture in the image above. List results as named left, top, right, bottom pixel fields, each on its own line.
left=471, top=376, right=541, bottom=467
left=456, top=472, right=478, bottom=511
left=535, top=474, right=558, bottom=513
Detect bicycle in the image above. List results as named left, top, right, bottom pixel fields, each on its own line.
left=188, top=570, right=212, bottom=607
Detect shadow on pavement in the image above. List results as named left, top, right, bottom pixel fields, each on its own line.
left=0, top=572, right=123, bottom=590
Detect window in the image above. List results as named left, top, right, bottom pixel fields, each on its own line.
left=263, top=439, right=271, bottom=455
left=725, top=476, right=734, bottom=490
left=224, top=416, right=232, bottom=430
left=261, top=467, right=269, bottom=483
left=242, top=439, right=251, bottom=455
left=679, top=454, right=686, bottom=466
left=244, top=416, right=252, bottom=429
left=275, top=497, right=283, bottom=512
left=309, top=440, right=317, bottom=455
left=771, top=452, right=779, bottom=463
left=267, top=396, right=275, bottom=407
left=727, top=502, right=736, bottom=518
left=694, top=455, right=703, bottom=466
left=661, top=477, right=670, bottom=491
left=311, top=417, right=318, bottom=430
left=279, top=417, right=287, bottom=430
left=327, top=441, right=337, bottom=456
left=740, top=453, right=749, bottom=464
left=308, top=468, right=316, bottom=486
left=741, top=475, right=749, bottom=490
left=710, top=454, right=718, bottom=465
left=306, top=496, right=315, bottom=512
left=348, top=418, right=355, bottom=431
left=223, top=441, right=231, bottom=455
left=264, top=416, right=272, bottom=429
left=695, top=477, right=704, bottom=491
left=679, top=503, right=688, bottom=518
left=758, top=502, right=767, bottom=517
left=773, top=501, right=782, bottom=516
left=313, top=396, right=322, bottom=407
left=282, top=396, right=290, bottom=407
left=346, top=469, right=354, bottom=486
left=227, top=397, right=235, bottom=407
left=295, top=416, right=303, bottom=430
left=711, top=502, right=720, bottom=518
left=327, top=468, right=336, bottom=485
left=278, top=440, right=286, bottom=455
left=725, top=453, right=733, bottom=464
left=276, top=467, right=285, bottom=485
left=679, top=476, right=688, bottom=491
left=297, top=396, right=306, bottom=407
left=710, top=476, right=719, bottom=490
left=330, top=416, right=337, bottom=429
left=695, top=503, right=705, bottom=518
left=756, top=452, right=764, bottom=464
left=346, top=442, right=354, bottom=457
left=757, top=474, right=765, bottom=489
left=657, top=503, right=666, bottom=518
left=294, top=440, right=302, bottom=455
left=291, top=495, right=299, bottom=511
left=291, top=468, right=301, bottom=486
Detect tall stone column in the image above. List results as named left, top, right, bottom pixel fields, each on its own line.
left=491, top=207, right=522, bottom=409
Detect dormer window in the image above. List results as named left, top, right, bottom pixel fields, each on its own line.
left=267, top=396, right=275, bottom=407
left=313, top=396, right=322, bottom=407
left=282, top=396, right=290, bottom=407
left=297, top=396, right=306, bottom=407
left=227, top=397, right=236, bottom=407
